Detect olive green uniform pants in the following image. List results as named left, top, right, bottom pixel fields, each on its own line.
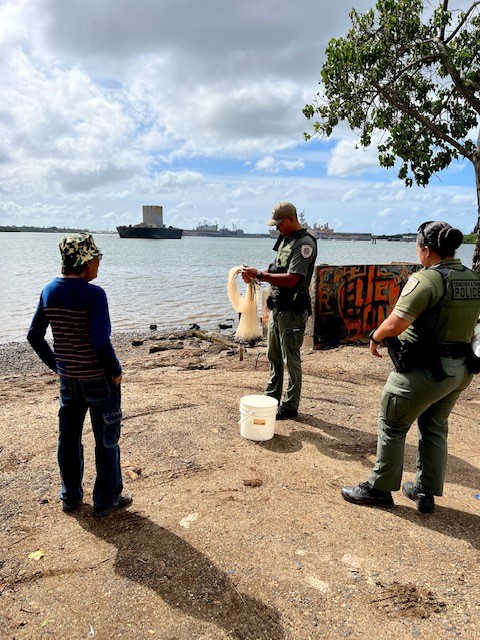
left=266, top=309, right=308, bottom=412
left=368, top=357, right=473, bottom=496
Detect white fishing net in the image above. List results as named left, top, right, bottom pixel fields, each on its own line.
left=227, top=266, right=263, bottom=342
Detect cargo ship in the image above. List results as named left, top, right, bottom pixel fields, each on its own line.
left=183, top=222, right=268, bottom=238
left=269, top=222, right=372, bottom=241
left=117, top=206, right=183, bottom=239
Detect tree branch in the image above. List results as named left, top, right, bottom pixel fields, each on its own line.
left=433, top=37, right=480, bottom=113
left=444, top=1, right=480, bottom=44
left=439, top=0, right=449, bottom=41
left=372, top=81, right=474, bottom=161
left=385, top=52, right=438, bottom=87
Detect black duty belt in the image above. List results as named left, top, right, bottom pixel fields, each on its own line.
left=436, top=343, right=472, bottom=358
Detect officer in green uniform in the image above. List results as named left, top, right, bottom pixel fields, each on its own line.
left=242, top=202, right=317, bottom=419
left=342, top=221, right=480, bottom=512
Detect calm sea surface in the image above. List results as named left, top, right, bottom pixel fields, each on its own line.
left=1, top=232, right=476, bottom=343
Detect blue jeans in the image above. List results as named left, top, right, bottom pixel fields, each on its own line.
left=58, top=375, right=123, bottom=512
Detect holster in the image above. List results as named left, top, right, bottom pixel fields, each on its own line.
left=383, top=338, right=447, bottom=381
left=383, top=337, right=414, bottom=374
left=267, top=288, right=311, bottom=315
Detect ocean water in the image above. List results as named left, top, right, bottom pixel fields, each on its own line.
left=1, top=231, right=476, bottom=343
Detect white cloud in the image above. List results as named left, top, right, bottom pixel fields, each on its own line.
left=255, top=156, right=276, bottom=172
left=0, top=0, right=476, bottom=237
left=230, top=182, right=266, bottom=199
left=254, top=156, right=304, bottom=173
left=176, top=201, right=196, bottom=210
left=154, top=170, right=204, bottom=189
left=341, top=188, right=360, bottom=203
left=0, top=50, right=142, bottom=197
left=281, top=159, right=304, bottom=171
left=327, top=140, right=380, bottom=177
left=451, top=193, right=476, bottom=205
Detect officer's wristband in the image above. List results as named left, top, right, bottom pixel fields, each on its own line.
left=368, top=329, right=381, bottom=345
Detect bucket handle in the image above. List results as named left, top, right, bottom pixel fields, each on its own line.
left=238, top=409, right=256, bottom=425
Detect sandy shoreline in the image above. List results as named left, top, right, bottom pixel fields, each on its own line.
left=1, top=330, right=479, bottom=639
left=0, top=324, right=238, bottom=377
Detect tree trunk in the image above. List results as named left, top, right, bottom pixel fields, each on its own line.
left=474, top=160, right=480, bottom=273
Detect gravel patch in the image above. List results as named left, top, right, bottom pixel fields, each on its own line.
left=0, top=325, right=237, bottom=377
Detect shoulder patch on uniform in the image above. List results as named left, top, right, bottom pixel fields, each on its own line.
left=301, top=245, right=313, bottom=258
left=400, top=276, right=420, bottom=297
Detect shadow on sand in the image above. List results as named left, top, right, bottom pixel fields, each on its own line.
left=259, top=414, right=479, bottom=490
left=75, top=510, right=285, bottom=640
left=390, top=503, right=480, bottom=550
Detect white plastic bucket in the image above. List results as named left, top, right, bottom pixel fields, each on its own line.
left=239, top=394, right=278, bottom=441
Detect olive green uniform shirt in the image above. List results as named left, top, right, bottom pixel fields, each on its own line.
left=393, top=259, right=480, bottom=344
left=274, top=232, right=317, bottom=288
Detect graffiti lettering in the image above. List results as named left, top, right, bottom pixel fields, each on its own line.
left=313, top=263, right=419, bottom=348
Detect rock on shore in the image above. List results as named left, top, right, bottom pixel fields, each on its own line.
left=0, top=325, right=244, bottom=377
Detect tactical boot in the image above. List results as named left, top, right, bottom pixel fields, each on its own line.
left=402, top=482, right=435, bottom=513
left=341, top=481, right=394, bottom=508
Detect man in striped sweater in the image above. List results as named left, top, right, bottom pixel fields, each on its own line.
left=28, top=233, right=132, bottom=517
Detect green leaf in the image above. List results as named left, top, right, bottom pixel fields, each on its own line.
left=303, top=0, right=480, bottom=270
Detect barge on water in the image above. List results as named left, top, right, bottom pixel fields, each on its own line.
left=117, top=206, right=183, bottom=239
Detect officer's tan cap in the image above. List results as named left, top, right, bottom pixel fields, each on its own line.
left=265, top=201, right=297, bottom=226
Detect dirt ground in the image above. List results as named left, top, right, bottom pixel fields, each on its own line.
left=1, top=331, right=479, bottom=640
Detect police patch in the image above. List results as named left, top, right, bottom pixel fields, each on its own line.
left=452, top=281, right=480, bottom=300
left=301, top=245, right=313, bottom=258
left=400, top=276, right=420, bottom=297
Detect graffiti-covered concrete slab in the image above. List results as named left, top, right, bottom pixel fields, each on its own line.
left=311, top=263, right=420, bottom=348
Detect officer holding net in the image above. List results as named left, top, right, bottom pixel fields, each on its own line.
left=242, top=202, right=317, bottom=420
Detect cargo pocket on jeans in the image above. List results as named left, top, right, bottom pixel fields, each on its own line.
left=59, top=376, right=75, bottom=403
left=103, top=410, right=122, bottom=448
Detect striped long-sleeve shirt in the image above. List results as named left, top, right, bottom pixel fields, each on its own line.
left=27, top=277, right=121, bottom=379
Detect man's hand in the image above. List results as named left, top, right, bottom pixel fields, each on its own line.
left=112, top=374, right=122, bottom=386
left=370, top=341, right=383, bottom=359
left=241, top=266, right=259, bottom=283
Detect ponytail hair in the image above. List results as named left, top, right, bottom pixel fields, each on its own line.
left=417, top=221, right=463, bottom=258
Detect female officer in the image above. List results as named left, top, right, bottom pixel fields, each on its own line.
left=341, top=221, right=480, bottom=512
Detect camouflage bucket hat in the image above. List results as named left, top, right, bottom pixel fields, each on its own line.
left=59, top=233, right=101, bottom=267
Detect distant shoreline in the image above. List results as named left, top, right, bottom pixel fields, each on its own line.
left=2, top=226, right=477, bottom=243
left=0, top=225, right=99, bottom=234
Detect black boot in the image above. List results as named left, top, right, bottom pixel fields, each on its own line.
left=276, top=406, right=298, bottom=420
left=402, top=482, right=434, bottom=513
left=341, top=481, right=394, bottom=508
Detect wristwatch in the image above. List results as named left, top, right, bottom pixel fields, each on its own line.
left=368, top=329, right=381, bottom=344
left=256, top=271, right=263, bottom=281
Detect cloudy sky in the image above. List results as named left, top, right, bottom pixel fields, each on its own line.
left=0, top=0, right=477, bottom=234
